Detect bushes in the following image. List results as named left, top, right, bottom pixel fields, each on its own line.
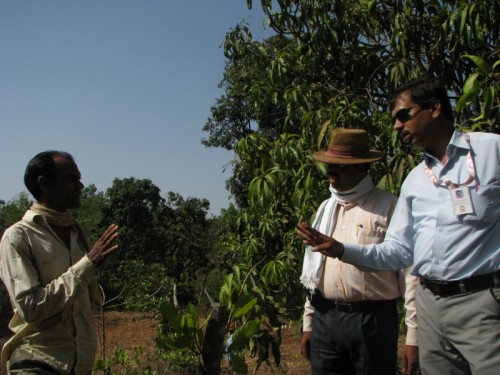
left=102, top=260, right=173, bottom=312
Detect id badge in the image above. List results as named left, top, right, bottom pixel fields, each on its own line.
left=449, top=186, right=474, bottom=215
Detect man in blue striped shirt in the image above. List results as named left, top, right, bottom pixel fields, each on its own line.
left=297, top=77, right=499, bottom=375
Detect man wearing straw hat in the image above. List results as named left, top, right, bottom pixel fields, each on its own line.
left=300, top=128, right=419, bottom=375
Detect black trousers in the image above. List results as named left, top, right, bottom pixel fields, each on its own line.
left=9, top=356, right=59, bottom=375
left=7, top=348, right=89, bottom=375
left=310, top=299, right=398, bottom=375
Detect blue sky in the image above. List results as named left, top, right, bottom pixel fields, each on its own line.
left=0, top=0, right=271, bottom=215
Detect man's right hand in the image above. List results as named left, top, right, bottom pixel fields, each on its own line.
left=402, top=344, right=420, bottom=375
left=87, top=224, right=119, bottom=265
left=297, top=222, right=344, bottom=258
left=301, top=331, right=312, bottom=361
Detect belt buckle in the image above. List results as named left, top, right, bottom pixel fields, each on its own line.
left=427, top=279, right=449, bottom=295
left=335, top=301, right=353, bottom=313
left=428, top=283, right=443, bottom=294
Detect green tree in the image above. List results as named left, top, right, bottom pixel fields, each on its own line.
left=162, top=192, right=212, bottom=307
left=71, top=184, right=106, bottom=244
left=93, top=178, right=214, bottom=310
left=199, top=0, right=499, bottom=370
left=0, top=192, right=32, bottom=235
left=100, top=177, right=167, bottom=262
left=96, top=178, right=169, bottom=302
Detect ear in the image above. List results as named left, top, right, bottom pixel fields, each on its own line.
left=430, top=100, right=442, bottom=119
left=37, top=175, right=50, bottom=194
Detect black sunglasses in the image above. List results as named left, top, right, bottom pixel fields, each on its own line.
left=392, top=105, right=425, bottom=124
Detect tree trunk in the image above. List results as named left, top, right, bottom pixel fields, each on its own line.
left=199, top=303, right=229, bottom=375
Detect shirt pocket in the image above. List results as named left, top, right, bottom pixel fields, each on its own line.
left=357, top=228, right=385, bottom=244
left=458, top=184, right=497, bottom=227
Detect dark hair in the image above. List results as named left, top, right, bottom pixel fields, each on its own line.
left=24, top=151, right=74, bottom=200
left=388, top=77, right=454, bottom=123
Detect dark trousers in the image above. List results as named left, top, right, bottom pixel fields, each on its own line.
left=8, top=350, right=59, bottom=375
left=310, top=300, right=398, bottom=375
left=7, top=348, right=89, bottom=375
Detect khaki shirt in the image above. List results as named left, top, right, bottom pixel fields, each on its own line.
left=0, top=210, right=101, bottom=374
left=303, top=188, right=418, bottom=345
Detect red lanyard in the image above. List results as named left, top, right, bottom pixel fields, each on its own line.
left=424, top=135, right=479, bottom=191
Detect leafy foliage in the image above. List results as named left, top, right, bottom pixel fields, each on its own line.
left=0, top=192, right=32, bottom=236
left=201, top=0, right=499, bottom=370
left=161, top=192, right=213, bottom=306
left=157, top=264, right=284, bottom=374
left=104, top=260, right=173, bottom=312
left=1, top=2, right=497, bottom=373
left=93, top=347, right=160, bottom=375
left=72, top=184, right=106, bottom=243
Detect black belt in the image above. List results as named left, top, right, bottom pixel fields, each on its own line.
left=420, top=270, right=500, bottom=296
left=309, top=290, right=396, bottom=313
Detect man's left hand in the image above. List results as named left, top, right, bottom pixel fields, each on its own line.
left=88, top=224, right=119, bottom=265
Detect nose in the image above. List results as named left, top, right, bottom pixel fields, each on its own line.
left=393, top=118, right=404, bottom=132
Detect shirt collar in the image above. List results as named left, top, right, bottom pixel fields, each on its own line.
left=423, top=129, right=470, bottom=165
left=448, top=129, right=470, bottom=150
left=22, top=209, right=49, bottom=227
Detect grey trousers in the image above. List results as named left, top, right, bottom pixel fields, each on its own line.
left=417, top=284, right=500, bottom=375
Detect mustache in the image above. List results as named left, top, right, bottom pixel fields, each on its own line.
left=399, top=129, right=411, bottom=138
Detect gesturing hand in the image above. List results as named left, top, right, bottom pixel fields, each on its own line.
left=87, top=224, right=119, bottom=265
left=296, top=222, right=344, bottom=258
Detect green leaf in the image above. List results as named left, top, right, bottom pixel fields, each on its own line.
left=156, top=335, right=180, bottom=351
left=461, top=55, right=489, bottom=74
left=240, top=318, right=260, bottom=339
left=233, top=295, right=258, bottom=318
left=462, top=72, right=479, bottom=94
left=456, top=87, right=479, bottom=112
left=159, top=302, right=182, bottom=332
left=230, top=354, right=248, bottom=374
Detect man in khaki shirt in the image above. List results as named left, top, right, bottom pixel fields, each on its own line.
left=300, top=129, right=419, bottom=374
left=0, top=151, right=119, bottom=374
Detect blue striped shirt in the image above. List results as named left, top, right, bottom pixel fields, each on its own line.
left=343, top=130, right=500, bottom=280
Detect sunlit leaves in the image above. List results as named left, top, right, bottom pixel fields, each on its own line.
left=157, top=302, right=203, bottom=351
left=201, top=1, right=498, bottom=372
left=233, top=295, right=258, bottom=318
left=456, top=54, right=499, bottom=130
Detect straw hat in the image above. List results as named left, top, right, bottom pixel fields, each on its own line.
left=312, top=128, right=384, bottom=164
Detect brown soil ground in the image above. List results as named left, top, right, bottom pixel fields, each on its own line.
left=0, top=311, right=310, bottom=375
left=1, top=311, right=406, bottom=374
left=93, top=310, right=311, bottom=374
